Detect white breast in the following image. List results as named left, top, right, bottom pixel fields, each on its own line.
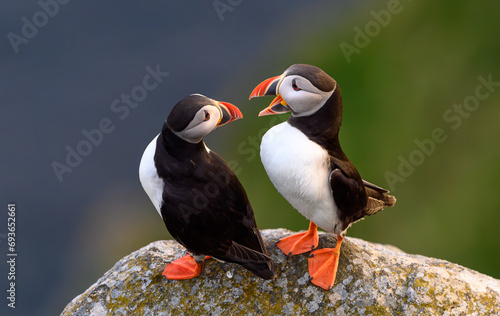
left=260, top=122, right=340, bottom=233
left=139, top=135, right=164, bottom=218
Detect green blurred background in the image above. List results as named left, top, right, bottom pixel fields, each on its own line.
left=17, top=1, right=498, bottom=314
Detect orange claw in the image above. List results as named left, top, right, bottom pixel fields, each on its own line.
left=277, top=222, right=319, bottom=256
left=162, top=255, right=209, bottom=280
left=308, top=235, right=344, bottom=290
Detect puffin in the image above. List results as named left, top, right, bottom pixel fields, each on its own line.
left=249, top=64, right=396, bottom=290
left=139, top=94, right=275, bottom=281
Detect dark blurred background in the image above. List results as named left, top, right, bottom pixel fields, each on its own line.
left=1, top=1, right=499, bottom=315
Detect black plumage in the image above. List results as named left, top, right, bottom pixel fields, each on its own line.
left=141, top=95, right=275, bottom=280
left=155, top=128, right=274, bottom=279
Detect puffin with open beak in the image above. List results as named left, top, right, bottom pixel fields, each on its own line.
left=249, top=64, right=396, bottom=290
left=139, top=94, right=276, bottom=281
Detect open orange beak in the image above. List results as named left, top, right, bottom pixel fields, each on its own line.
left=249, top=75, right=290, bottom=116
left=217, top=101, right=243, bottom=126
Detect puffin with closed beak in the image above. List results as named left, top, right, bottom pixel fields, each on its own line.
left=139, top=94, right=275, bottom=281
left=249, top=64, right=396, bottom=290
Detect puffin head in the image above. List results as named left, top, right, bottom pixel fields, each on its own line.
left=249, top=64, right=337, bottom=117
left=166, top=94, right=243, bottom=143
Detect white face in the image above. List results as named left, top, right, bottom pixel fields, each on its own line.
left=278, top=75, right=336, bottom=117
left=173, top=105, right=221, bottom=143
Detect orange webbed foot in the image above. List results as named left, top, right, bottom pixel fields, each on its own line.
left=162, top=255, right=210, bottom=280
left=277, top=222, right=319, bottom=256
left=308, top=235, right=343, bottom=290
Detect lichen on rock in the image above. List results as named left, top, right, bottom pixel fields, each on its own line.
left=61, top=229, right=500, bottom=315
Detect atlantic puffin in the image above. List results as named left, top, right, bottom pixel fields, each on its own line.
left=249, top=64, right=396, bottom=290
left=139, top=94, right=275, bottom=280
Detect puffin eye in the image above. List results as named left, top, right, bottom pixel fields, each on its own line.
left=203, top=111, right=210, bottom=121
left=292, top=79, right=301, bottom=91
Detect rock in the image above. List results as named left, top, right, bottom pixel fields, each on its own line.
left=61, top=229, right=500, bottom=316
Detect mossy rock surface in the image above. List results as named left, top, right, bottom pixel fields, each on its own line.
left=61, top=229, right=500, bottom=315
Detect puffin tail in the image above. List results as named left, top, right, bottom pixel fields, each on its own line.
left=362, top=179, right=397, bottom=215
left=222, top=241, right=277, bottom=280
left=241, top=260, right=276, bottom=280
left=384, top=194, right=397, bottom=207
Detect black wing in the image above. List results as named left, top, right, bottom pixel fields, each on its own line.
left=329, top=159, right=368, bottom=232
left=329, top=159, right=397, bottom=230
left=363, top=179, right=397, bottom=214
left=161, top=150, right=275, bottom=279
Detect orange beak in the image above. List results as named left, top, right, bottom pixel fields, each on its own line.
left=249, top=75, right=281, bottom=99
left=217, top=101, right=243, bottom=126
left=249, top=75, right=290, bottom=116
